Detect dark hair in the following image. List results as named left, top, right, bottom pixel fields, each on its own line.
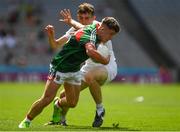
left=77, top=3, right=95, bottom=16
left=102, top=17, right=120, bottom=33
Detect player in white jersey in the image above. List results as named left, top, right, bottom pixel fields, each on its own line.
left=46, top=3, right=118, bottom=127
left=81, top=40, right=117, bottom=83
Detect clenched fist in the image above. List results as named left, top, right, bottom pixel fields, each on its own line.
left=45, top=25, right=55, bottom=36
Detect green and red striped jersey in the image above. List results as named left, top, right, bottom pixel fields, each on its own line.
left=51, top=23, right=100, bottom=72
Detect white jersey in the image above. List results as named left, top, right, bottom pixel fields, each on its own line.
left=81, top=40, right=117, bottom=82
left=83, top=40, right=115, bottom=67
left=66, top=21, right=117, bottom=82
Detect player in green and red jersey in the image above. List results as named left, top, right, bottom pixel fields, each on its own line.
left=50, top=23, right=101, bottom=73
left=46, top=4, right=120, bottom=127
left=18, top=15, right=120, bottom=128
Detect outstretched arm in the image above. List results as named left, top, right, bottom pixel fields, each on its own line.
left=85, top=42, right=110, bottom=65
left=59, top=9, right=84, bottom=30
left=45, top=9, right=83, bottom=51
left=45, top=25, right=69, bottom=51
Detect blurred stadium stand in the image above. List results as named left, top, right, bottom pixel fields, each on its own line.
left=0, top=0, right=179, bottom=83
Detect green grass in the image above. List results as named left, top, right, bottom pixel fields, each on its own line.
left=0, top=82, right=180, bottom=131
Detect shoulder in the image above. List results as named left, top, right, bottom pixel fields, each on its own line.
left=104, top=40, right=112, bottom=46
left=104, top=40, right=113, bottom=51
left=105, top=40, right=112, bottom=47
left=85, top=22, right=100, bottom=30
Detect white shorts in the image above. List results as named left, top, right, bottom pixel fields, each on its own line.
left=104, top=60, right=117, bottom=83
left=53, top=71, right=82, bottom=85
left=80, top=60, right=117, bottom=83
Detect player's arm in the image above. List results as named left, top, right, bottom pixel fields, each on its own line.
left=59, top=9, right=84, bottom=30
left=85, top=42, right=110, bottom=65
left=45, top=25, right=69, bottom=51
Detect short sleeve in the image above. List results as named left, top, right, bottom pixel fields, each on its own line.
left=75, top=25, right=97, bottom=47
left=80, top=30, right=96, bottom=46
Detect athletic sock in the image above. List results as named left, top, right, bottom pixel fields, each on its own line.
left=96, top=103, right=104, bottom=116
left=61, top=115, right=66, bottom=122
left=25, top=115, right=32, bottom=122
left=55, top=99, right=61, bottom=108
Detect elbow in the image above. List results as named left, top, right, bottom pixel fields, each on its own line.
left=103, top=60, right=109, bottom=65
left=51, top=42, right=58, bottom=51
left=101, top=58, right=109, bottom=65
left=52, top=43, right=57, bottom=49
left=103, top=55, right=111, bottom=65
left=87, top=50, right=109, bottom=65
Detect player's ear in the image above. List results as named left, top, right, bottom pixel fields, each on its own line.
left=101, top=26, right=105, bottom=31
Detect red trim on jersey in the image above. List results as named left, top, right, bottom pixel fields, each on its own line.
left=75, top=29, right=84, bottom=42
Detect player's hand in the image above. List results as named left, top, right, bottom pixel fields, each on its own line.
left=45, top=25, right=54, bottom=36
left=59, top=9, right=72, bottom=25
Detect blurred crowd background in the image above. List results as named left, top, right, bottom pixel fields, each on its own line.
left=0, top=0, right=180, bottom=83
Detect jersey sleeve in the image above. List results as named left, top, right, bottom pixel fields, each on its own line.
left=65, top=27, right=76, bottom=40
left=75, top=24, right=97, bottom=47
left=65, top=27, right=75, bottom=35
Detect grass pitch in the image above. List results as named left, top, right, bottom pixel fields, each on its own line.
left=0, top=82, right=180, bottom=131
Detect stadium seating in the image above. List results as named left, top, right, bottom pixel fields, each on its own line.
left=0, top=0, right=179, bottom=82
left=129, top=0, right=180, bottom=67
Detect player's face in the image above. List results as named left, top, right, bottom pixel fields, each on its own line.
left=77, top=13, right=95, bottom=25
left=98, top=24, right=117, bottom=43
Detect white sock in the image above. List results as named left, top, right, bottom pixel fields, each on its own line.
left=55, top=100, right=60, bottom=108
left=61, top=115, right=66, bottom=122
left=96, top=103, right=104, bottom=116
left=25, top=117, right=31, bottom=122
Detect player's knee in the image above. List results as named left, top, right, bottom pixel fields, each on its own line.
left=85, top=74, right=94, bottom=84
left=69, top=102, right=77, bottom=108
left=69, top=103, right=77, bottom=108
left=67, top=100, right=77, bottom=108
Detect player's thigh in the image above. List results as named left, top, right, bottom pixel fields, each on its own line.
left=64, top=82, right=80, bottom=104
left=80, top=80, right=88, bottom=91
left=85, top=66, right=108, bottom=85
